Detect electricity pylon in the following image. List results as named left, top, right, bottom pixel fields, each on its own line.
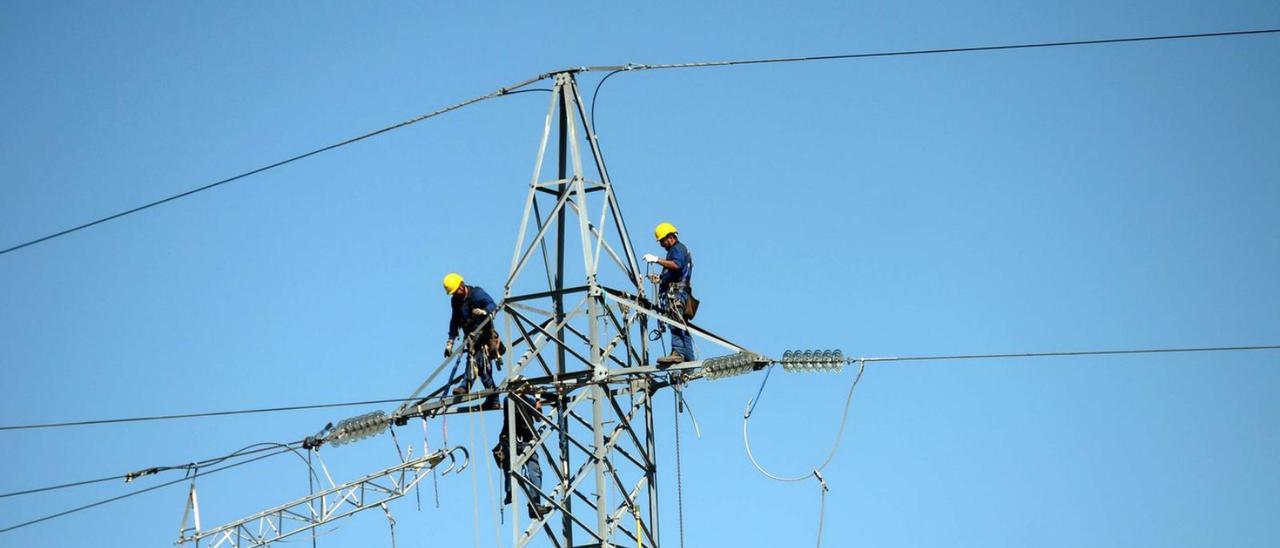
left=179, top=70, right=778, bottom=547
left=390, top=70, right=757, bottom=547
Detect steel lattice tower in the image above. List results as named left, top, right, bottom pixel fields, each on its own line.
left=393, top=70, right=750, bottom=547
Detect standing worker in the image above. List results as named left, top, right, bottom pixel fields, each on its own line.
left=442, top=272, right=502, bottom=409
left=642, top=222, right=695, bottom=365
left=493, top=392, right=552, bottom=519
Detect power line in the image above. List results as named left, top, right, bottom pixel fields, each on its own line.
left=0, top=442, right=299, bottom=499
left=2, top=344, right=1276, bottom=434
left=3, top=28, right=1276, bottom=257
left=0, top=445, right=295, bottom=534
left=583, top=28, right=1280, bottom=72
left=0, top=397, right=415, bottom=432
left=858, top=344, right=1280, bottom=364
left=0, top=75, right=553, bottom=257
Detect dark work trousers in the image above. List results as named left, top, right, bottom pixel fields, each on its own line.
left=462, top=324, right=498, bottom=391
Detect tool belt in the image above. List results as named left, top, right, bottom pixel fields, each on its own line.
left=467, top=324, right=506, bottom=367
left=663, top=283, right=700, bottom=321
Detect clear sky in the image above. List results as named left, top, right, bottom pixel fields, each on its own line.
left=2, top=2, right=1278, bottom=547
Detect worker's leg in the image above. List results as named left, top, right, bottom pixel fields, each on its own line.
left=524, top=447, right=548, bottom=518
left=656, top=292, right=684, bottom=364
left=670, top=289, right=696, bottom=361
left=670, top=325, right=695, bottom=361
left=523, top=447, right=542, bottom=506
left=453, top=353, right=476, bottom=395
left=477, top=325, right=498, bottom=391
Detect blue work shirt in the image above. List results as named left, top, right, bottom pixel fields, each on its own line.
left=448, top=285, right=498, bottom=338
left=659, top=241, right=693, bottom=293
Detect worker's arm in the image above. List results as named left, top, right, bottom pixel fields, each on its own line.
left=448, top=300, right=462, bottom=339
left=644, top=246, right=686, bottom=272
left=472, top=286, right=498, bottom=315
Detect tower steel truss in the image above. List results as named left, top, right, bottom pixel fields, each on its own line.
left=177, top=450, right=455, bottom=547
left=183, top=70, right=760, bottom=548
left=392, top=71, right=752, bottom=547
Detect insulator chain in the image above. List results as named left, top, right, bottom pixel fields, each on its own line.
left=702, top=352, right=763, bottom=381
left=780, top=349, right=845, bottom=373
left=327, top=410, right=389, bottom=447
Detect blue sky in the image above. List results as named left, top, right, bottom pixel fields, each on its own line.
left=2, top=2, right=1278, bottom=547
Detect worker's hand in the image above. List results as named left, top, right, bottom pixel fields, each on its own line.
left=642, top=253, right=660, bottom=263
left=471, top=307, right=488, bottom=317
left=444, top=339, right=454, bottom=357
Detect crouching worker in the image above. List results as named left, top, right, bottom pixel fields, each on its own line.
left=442, top=272, right=503, bottom=409
left=493, top=393, right=553, bottom=519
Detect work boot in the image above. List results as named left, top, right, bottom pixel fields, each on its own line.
left=657, top=352, right=684, bottom=365
left=528, top=504, right=552, bottom=519
left=452, top=385, right=468, bottom=396
left=482, top=396, right=501, bottom=410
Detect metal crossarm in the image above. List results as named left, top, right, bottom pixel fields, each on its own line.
left=176, top=451, right=450, bottom=547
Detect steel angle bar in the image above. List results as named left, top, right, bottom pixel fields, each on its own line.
left=507, top=301, right=555, bottom=316
left=506, top=312, right=559, bottom=378
left=527, top=393, right=645, bottom=539
left=568, top=73, right=646, bottom=292
left=605, top=393, right=652, bottom=468
left=180, top=452, right=447, bottom=547
left=599, top=297, right=646, bottom=366
left=591, top=190, right=611, bottom=280
left=500, top=297, right=587, bottom=385
left=506, top=284, right=591, bottom=304
left=553, top=393, right=647, bottom=492
left=561, top=80, right=596, bottom=280
left=522, top=495, right=605, bottom=546
left=604, top=359, right=707, bottom=381
left=506, top=181, right=580, bottom=290
left=393, top=307, right=506, bottom=415
left=530, top=197, right=556, bottom=292
left=510, top=390, right=593, bottom=472
left=506, top=304, right=597, bottom=372
left=535, top=177, right=575, bottom=189
left=598, top=288, right=748, bottom=353
left=507, top=84, right=562, bottom=297
left=562, top=319, right=631, bottom=370
left=605, top=476, right=651, bottom=545
left=588, top=222, right=633, bottom=283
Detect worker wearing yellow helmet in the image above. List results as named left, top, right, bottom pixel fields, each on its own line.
left=442, top=272, right=502, bottom=408
left=642, top=222, right=696, bottom=365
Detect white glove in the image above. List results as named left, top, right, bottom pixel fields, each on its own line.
left=471, top=307, right=488, bottom=317
left=642, top=253, right=660, bottom=263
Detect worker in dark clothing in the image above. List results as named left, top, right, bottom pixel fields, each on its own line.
left=442, top=272, right=502, bottom=409
left=642, top=222, right=695, bottom=364
left=492, top=393, right=552, bottom=519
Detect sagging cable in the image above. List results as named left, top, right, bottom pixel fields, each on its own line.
left=741, top=358, right=866, bottom=547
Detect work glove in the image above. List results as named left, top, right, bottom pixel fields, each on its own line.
left=444, top=339, right=454, bottom=358
left=471, top=307, right=488, bottom=317
left=642, top=253, right=660, bottom=263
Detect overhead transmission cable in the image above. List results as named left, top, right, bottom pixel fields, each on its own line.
left=0, top=77, right=555, bottom=257
left=1, top=344, right=1276, bottom=434
left=0, top=396, right=419, bottom=432
left=0, top=444, right=298, bottom=534
left=2, top=28, right=1276, bottom=257
left=739, top=342, right=1280, bottom=546
left=578, top=28, right=1280, bottom=73
left=0, top=441, right=304, bottom=499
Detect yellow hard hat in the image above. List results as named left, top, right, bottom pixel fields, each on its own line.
left=654, top=222, right=678, bottom=241
left=442, top=273, right=464, bottom=295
